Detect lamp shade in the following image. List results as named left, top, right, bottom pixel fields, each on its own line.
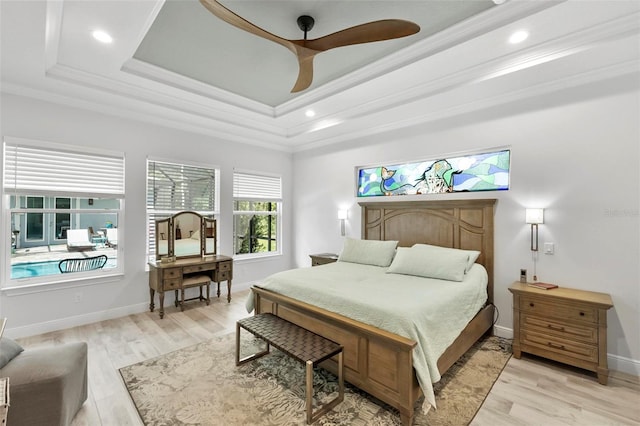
left=337, top=210, right=348, bottom=220
left=525, top=208, right=544, bottom=224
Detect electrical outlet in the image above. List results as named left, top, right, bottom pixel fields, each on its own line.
left=74, top=292, right=82, bottom=303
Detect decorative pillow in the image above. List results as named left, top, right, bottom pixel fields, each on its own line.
left=412, top=244, right=480, bottom=273
left=338, top=238, right=398, bottom=267
left=191, top=229, right=200, bottom=240
left=387, top=246, right=469, bottom=282
left=0, top=337, right=24, bottom=369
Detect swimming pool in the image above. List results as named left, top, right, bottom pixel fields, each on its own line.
left=11, top=258, right=118, bottom=279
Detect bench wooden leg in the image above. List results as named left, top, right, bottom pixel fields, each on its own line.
left=235, top=323, right=270, bottom=366
left=306, top=351, right=344, bottom=424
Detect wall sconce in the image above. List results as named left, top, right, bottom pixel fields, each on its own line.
left=338, top=209, right=348, bottom=236
left=525, top=208, right=544, bottom=251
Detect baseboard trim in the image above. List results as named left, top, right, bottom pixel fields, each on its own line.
left=608, top=353, right=640, bottom=378
left=493, top=324, right=513, bottom=339
left=6, top=281, right=256, bottom=339
left=5, top=302, right=149, bottom=339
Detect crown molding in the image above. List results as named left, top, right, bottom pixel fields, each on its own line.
left=122, top=58, right=275, bottom=117
left=287, top=10, right=640, bottom=140
left=45, top=63, right=287, bottom=137
left=292, top=59, right=640, bottom=153
left=1, top=81, right=293, bottom=153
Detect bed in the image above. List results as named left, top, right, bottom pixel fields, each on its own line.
left=251, top=199, right=496, bottom=425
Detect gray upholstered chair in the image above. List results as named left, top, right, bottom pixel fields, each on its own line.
left=0, top=339, right=88, bottom=426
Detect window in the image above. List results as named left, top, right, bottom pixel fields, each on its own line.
left=3, top=138, right=125, bottom=286
left=146, top=159, right=218, bottom=259
left=233, top=171, right=282, bottom=258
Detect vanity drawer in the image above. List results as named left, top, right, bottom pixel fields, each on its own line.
left=215, top=270, right=232, bottom=281
left=163, top=278, right=181, bottom=291
left=184, top=264, right=215, bottom=274
left=520, top=297, right=597, bottom=323
left=522, top=316, right=597, bottom=344
left=218, top=261, right=232, bottom=273
left=163, top=268, right=182, bottom=279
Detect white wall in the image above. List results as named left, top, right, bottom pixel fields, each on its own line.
left=0, top=93, right=293, bottom=336
left=292, top=78, right=640, bottom=375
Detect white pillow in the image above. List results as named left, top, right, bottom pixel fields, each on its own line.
left=338, top=238, right=398, bottom=267
left=191, top=229, right=200, bottom=240
left=387, top=245, right=469, bottom=282
left=412, top=244, right=480, bottom=273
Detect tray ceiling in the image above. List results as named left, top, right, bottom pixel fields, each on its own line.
left=133, top=0, right=494, bottom=107
left=1, top=0, right=638, bottom=152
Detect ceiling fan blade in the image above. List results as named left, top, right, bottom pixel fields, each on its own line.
left=300, top=19, right=420, bottom=52
left=199, top=0, right=296, bottom=55
left=291, top=54, right=316, bottom=93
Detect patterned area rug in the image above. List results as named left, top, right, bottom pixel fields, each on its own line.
left=120, top=332, right=511, bottom=425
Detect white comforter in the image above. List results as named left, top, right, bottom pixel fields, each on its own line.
left=248, top=261, right=488, bottom=409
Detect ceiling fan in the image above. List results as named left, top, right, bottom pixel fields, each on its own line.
left=199, top=0, right=420, bottom=93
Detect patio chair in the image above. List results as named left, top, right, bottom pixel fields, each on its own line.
left=105, top=228, right=118, bottom=248
left=58, top=255, right=108, bottom=273
left=66, top=229, right=96, bottom=251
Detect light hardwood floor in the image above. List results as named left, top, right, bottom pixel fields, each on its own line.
left=15, top=289, right=640, bottom=426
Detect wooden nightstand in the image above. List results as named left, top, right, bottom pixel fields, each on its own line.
left=509, top=282, right=614, bottom=384
left=309, top=253, right=338, bottom=266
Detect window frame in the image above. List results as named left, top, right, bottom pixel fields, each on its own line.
left=2, top=137, right=125, bottom=290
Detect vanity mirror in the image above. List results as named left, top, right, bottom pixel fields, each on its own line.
left=155, top=211, right=217, bottom=260
left=155, top=218, right=171, bottom=258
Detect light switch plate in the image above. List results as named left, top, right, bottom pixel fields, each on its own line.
left=544, top=242, right=555, bottom=255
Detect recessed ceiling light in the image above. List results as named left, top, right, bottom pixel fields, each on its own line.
left=92, top=30, right=113, bottom=44
left=305, top=109, right=316, bottom=118
left=509, top=30, right=529, bottom=44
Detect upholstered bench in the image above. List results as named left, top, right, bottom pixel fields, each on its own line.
left=236, top=313, right=344, bottom=424
left=0, top=341, right=88, bottom=426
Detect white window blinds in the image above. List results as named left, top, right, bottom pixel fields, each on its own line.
left=3, top=139, right=125, bottom=198
left=147, top=160, right=217, bottom=212
left=233, top=171, right=282, bottom=201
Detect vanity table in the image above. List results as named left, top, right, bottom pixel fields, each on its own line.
left=148, top=255, right=233, bottom=319
left=149, top=211, right=232, bottom=318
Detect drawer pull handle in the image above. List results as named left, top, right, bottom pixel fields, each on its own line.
left=579, top=312, right=585, bottom=316
left=529, top=302, right=534, bottom=307
left=548, top=325, right=565, bottom=331
left=548, top=342, right=565, bottom=350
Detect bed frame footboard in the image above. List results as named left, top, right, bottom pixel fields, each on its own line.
left=253, top=287, right=420, bottom=425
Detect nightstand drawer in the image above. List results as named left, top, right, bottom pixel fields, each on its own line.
left=520, top=297, right=597, bottom=323
left=218, top=261, right=232, bottom=272
left=184, top=264, right=215, bottom=274
left=163, top=278, right=181, bottom=290
left=522, top=329, right=598, bottom=363
left=522, top=316, right=597, bottom=344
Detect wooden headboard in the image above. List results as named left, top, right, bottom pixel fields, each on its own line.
left=359, top=199, right=496, bottom=304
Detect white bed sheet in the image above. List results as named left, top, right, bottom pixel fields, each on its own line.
left=248, top=260, right=488, bottom=409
